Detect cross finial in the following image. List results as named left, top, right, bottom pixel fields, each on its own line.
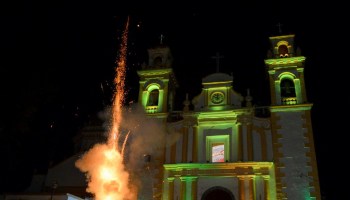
left=211, top=52, right=224, bottom=73
left=276, top=22, right=283, bottom=34
left=160, top=34, right=164, bottom=44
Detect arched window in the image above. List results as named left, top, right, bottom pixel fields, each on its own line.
left=153, top=56, right=162, bottom=68
left=278, top=45, right=289, bottom=57
left=281, top=79, right=295, bottom=98
left=147, top=89, right=159, bottom=106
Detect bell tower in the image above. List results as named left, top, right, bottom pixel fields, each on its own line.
left=265, top=34, right=321, bottom=199
left=137, top=44, right=178, bottom=115
left=265, top=34, right=307, bottom=105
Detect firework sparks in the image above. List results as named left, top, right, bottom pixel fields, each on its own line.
left=75, top=17, right=136, bottom=200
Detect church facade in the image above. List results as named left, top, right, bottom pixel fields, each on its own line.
left=3, top=34, right=321, bottom=200
left=137, top=34, right=321, bottom=200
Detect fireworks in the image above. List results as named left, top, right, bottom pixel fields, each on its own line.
left=75, top=17, right=137, bottom=200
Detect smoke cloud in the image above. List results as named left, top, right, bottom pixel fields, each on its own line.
left=76, top=103, right=182, bottom=199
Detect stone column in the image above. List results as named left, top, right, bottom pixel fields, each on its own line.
left=182, top=126, right=189, bottom=162
left=170, top=140, right=176, bottom=163
left=263, top=176, right=270, bottom=200
left=167, top=177, right=175, bottom=200
left=238, top=176, right=245, bottom=200
left=180, top=177, right=186, bottom=200
left=191, top=177, right=198, bottom=200
left=192, top=126, right=198, bottom=162
left=260, top=128, right=267, bottom=160
left=237, top=124, right=243, bottom=161
left=248, top=176, right=255, bottom=200
left=247, top=123, right=253, bottom=161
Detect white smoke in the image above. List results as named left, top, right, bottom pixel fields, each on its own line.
left=120, top=103, right=181, bottom=197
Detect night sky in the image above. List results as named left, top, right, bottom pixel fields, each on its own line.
left=0, top=1, right=346, bottom=199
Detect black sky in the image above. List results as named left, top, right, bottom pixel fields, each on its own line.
left=1, top=1, right=347, bottom=199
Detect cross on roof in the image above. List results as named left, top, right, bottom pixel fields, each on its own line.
left=160, top=34, right=164, bottom=44
left=211, top=52, right=224, bottom=72
left=276, top=22, right=283, bottom=34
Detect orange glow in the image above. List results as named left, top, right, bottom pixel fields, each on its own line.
left=75, top=17, right=137, bottom=200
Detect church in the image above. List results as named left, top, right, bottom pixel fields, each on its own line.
left=135, top=33, right=320, bottom=200
left=4, top=33, right=321, bottom=200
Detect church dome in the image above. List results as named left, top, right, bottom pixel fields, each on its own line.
left=202, top=73, right=233, bottom=83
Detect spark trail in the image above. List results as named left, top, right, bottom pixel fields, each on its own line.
left=75, top=17, right=136, bottom=200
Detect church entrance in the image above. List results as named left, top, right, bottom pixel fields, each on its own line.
left=201, top=186, right=235, bottom=200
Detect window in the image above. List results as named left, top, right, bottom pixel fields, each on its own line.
left=212, top=143, right=225, bottom=162
left=280, top=78, right=297, bottom=105
left=153, top=56, right=162, bottom=68
left=280, top=79, right=295, bottom=98
left=278, top=44, right=289, bottom=57
left=147, top=89, right=159, bottom=106
left=206, top=135, right=230, bottom=163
